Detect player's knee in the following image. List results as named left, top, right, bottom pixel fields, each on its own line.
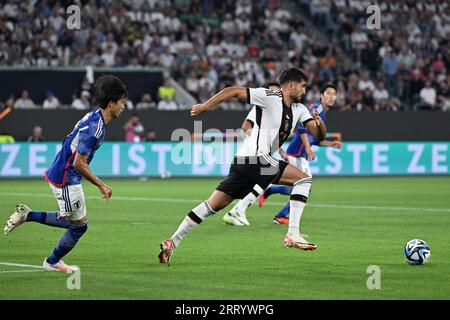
left=283, top=165, right=311, bottom=185
left=293, top=176, right=312, bottom=186
left=207, top=192, right=233, bottom=211
left=291, top=177, right=312, bottom=203
left=286, top=174, right=310, bottom=186
left=75, top=222, right=88, bottom=234
left=297, top=170, right=311, bottom=180
left=69, top=221, right=88, bottom=239
left=207, top=199, right=225, bottom=212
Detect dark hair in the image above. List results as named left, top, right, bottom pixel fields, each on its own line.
left=278, top=68, right=308, bottom=85
left=265, top=81, right=281, bottom=89
left=320, top=83, right=337, bottom=95
left=95, top=74, right=128, bottom=109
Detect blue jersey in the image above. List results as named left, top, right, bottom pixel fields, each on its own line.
left=286, top=102, right=327, bottom=158
left=45, top=109, right=106, bottom=186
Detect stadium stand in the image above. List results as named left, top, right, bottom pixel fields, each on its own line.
left=0, top=0, right=448, bottom=112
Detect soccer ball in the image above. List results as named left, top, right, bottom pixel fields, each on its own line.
left=403, top=239, right=431, bottom=265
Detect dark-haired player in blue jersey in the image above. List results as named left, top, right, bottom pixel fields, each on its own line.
left=259, top=84, right=342, bottom=225
left=4, top=74, right=127, bottom=272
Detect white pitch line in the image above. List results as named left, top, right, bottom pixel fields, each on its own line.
left=0, top=262, right=44, bottom=274
left=0, top=262, right=43, bottom=269
left=0, top=270, right=44, bottom=274
left=0, top=192, right=449, bottom=213
left=307, top=203, right=450, bottom=213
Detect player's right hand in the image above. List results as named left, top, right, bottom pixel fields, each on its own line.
left=311, top=107, right=321, bottom=127
left=99, top=184, right=112, bottom=199
left=306, top=148, right=315, bottom=161
left=191, top=103, right=208, bottom=116
left=332, top=141, right=343, bottom=149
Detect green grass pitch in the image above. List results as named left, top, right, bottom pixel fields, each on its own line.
left=0, top=177, right=449, bottom=299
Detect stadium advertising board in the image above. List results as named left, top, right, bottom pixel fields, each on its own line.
left=1, top=142, right=449, bottom=178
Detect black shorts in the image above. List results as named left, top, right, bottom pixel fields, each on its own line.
left=216, top=155, right=288, bottom=199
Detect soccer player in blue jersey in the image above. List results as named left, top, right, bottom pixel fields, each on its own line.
left=259, top=83, right=342, bottom=225
left=4, top=74, right=127, bottom=272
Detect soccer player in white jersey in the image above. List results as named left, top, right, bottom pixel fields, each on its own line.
left=223, top=82, right=281, bottom=226
left=4, top=75, right=127, bottom=272
left=226, top=84, right=342, bottom=226
left=159, top=68, right=327, bottom=264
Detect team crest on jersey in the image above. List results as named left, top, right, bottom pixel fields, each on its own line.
left=73, top=200, right=81, bottom=210
left=279, top=113, right=291, bottom=142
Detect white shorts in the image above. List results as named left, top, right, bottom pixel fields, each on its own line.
left=49, top=183, right=87, bottom=221
left=287, top=156, right=311, bottom=178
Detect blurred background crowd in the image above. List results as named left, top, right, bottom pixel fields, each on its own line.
left=0, top=0, right=448, bottom=113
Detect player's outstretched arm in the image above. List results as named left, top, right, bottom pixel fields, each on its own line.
left=73, top=152, right=112, bottom=199
left=300, top=133, right=315, bottom=161
left=319, top=140, right=343, bottom=149
left=191, top=86, right=248, bottom=116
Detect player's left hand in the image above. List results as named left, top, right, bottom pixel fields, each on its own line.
left=331, top=141, right=343, bottom=149
left=191, top=103, right=208, bottom=116
left=99, top=184, right=112, bottom=199
left=279, top=150, right=289, bottom=162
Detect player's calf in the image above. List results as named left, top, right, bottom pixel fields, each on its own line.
left=285, top=177, right=316, bottom=250
left=159, top=201, right=215, bottom=264
left=46, top=220, right=88, bottom=265
left=170, top=200, right=217, bottom=249
left=26, top=211, right=71, bottom=228
left=288, top=177, right=312, bottom=232
left=159, top=191, right=233, bottom=264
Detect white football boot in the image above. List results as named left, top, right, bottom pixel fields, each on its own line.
left=43, top=258, right=79, bottom=273
left=235, top=210, right=250, bottom=226
left=223, top=212, right=245, bottom=226
left=283, top=234, right=317, bottom=251
left=4, top=204, right=31, bottom=236
left=223, top=204, right=250, bottom=226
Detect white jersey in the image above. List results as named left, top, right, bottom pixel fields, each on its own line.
left=236, top=87, right=313, bottom=157
left=239, top=106, right=257, bottom=155
left=245, top=106, right=257, bottom=124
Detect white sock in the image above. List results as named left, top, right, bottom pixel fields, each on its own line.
left=171, top=201, right=216, bottom=247
left=191, top=200, right=216, bottom=221
left=288, top=177, right=312, bottom=237
left=235, top=184, right=264, bottom=214
left=171, top=216, right=197, bottom=247
left=288, top=200, right=305, bottom=237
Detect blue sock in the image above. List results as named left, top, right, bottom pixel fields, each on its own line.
left=47, top=222, right=88, bottom=265
left=265, top=186, right=293, bottom=198
left=276, top=203, right=290, bottom=218
left=26, top=211, right=71, bottom=229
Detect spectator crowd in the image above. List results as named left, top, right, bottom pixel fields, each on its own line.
left=0, top=0, right=448, bottom=112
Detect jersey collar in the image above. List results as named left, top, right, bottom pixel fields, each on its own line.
left=280, top=91, right=291, bottom=109
left=96, top=107, right=106, bottom=125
